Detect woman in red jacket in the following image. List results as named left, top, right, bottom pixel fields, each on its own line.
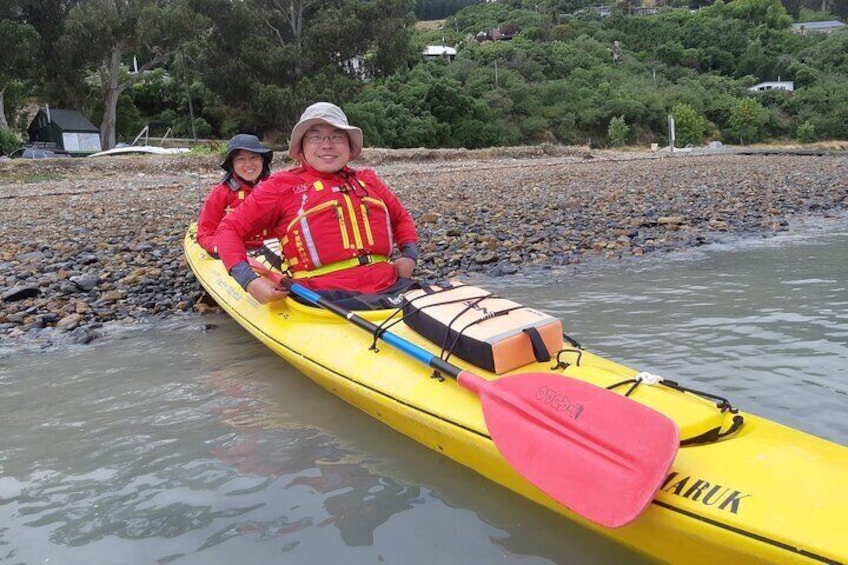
left=215, top=103, right=418, bottom=306
left=196, top=134, right=273, bottom=255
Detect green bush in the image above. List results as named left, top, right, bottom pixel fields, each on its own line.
left=608, top=115, right=630, bottom=147
left=796, top=120, right=816, bottom=144
left=188, top=144, right=215, bottom=156
left=0, top=127, right=21, bottom=155
left=728, top=98, right=766, bottom=145
left=671, top=103, right=707, bottom=146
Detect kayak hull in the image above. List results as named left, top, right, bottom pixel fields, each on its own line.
left=185, top=227, right=847, bottom=564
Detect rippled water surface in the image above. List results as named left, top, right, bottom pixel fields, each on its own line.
left=2, top=230, right=846, bottom=564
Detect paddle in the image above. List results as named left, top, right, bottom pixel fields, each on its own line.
left=246, top=260, right=679, bottom=527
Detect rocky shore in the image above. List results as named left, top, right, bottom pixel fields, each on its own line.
left=2, top=146, right=847, bottom=350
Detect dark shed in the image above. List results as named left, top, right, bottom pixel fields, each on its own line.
left=27, top=107, right=102, bottom=156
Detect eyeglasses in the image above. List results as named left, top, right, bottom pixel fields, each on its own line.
left=304, top=132, right=348, bottom=145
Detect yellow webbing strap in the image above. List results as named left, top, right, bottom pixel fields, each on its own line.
left=291, top=254, right=389, bottom=279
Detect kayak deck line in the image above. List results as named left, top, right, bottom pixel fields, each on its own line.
left=185, top=225, right=848, bottom=565
left=204, top=264, right=683, bottom=471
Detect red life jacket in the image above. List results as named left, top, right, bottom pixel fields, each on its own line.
left=197, top=178, right=267, bottom=253
left=216, top=165, right=417, bottom=294
left=281, top=168, right=396, bottom=278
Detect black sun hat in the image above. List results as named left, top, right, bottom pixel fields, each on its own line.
left=220, top=134, right=273, bottom=181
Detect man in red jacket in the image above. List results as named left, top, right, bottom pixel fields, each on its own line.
left=215, top=102, right=419, bottom=306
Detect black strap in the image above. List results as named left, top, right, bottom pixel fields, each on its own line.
left=523, top=327, right=552, bottom=362
left=551, top=347, right=584, bottom=370
left=418, top=282, right=439, bottom=295
left=680, top=415, right=745, bottom=446
left=260, top=245, right=285, bottom=272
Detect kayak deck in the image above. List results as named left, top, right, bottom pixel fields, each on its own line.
left=184, top=226, right=848, bottom=564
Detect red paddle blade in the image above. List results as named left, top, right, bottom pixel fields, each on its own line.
left=458, top=371, right=679, bottom=528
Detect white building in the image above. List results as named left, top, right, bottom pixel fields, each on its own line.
left=423, top=45, right=457, bottom=62
left=749, top=80, right=794, bottom=92
left=791, top=21, right=846, bottom=34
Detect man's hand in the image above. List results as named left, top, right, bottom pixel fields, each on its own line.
left=246, top=276, right=290, bottom=304
left=392, top=257, right=416, bottom=279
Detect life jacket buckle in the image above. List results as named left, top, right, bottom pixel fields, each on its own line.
left=357, top=254, right=376, bottom=266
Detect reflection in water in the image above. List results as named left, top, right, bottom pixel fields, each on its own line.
left=202, top=370, right=421, bottom=548
left=291, top=467, right=419, bottom=546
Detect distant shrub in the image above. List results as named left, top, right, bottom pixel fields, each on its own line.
left=672, top=103, right=708, bottom=146
left=796, top=120, right=816, bottom=144
left=608, top=115, right=630, bottom=147
left=188, top=144, right=215, bottom=156
left=0, top=127, right=21, bottom=155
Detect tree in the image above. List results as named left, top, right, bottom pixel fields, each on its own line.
left=0, top=122, right=21, bottom=154
left=60, top=0, right=206, bottom=149
left=796, top=120, right=816, bottom=143
left=361, top=0, right=417, bottom=78
left=415, top=0, right=482, bottom=20
left=728, top=97, right=766, bottom=144
left=607, top=115, right=629, bottom=146
left=724, top=0, right=793, bottom=28
left=0, top=18, right=39, bottom=129
left=13, top=0, right=88, bottom=110
left=671, top=103, right=708, bottom=146
left=11, top=0, right=848, bottom=149
left=186, top=0, right=416, bottom=138
left=253, top=0, right=325, bottom=78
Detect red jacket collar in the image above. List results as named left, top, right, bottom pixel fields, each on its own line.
left=298, top=163, right=354, bottom=181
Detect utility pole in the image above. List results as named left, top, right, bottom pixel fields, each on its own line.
left=668, top=114, right=676, bottom=152
left=180, top=47, right=197, bottom=142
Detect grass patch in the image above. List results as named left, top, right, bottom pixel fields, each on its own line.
left=0, top=168, right=66, bottom=184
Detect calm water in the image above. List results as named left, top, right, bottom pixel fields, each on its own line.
left=2, top=229, right=846, bottom=565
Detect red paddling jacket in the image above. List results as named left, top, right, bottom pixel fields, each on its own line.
left=216, top=164, right=418, bottom=294
left=197, top=177, right=268, bottom=254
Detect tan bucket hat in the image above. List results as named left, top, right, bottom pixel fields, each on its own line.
left=288, top=102, right=363, bottom=161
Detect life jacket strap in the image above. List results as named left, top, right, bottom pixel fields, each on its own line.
left=291, top=254, right=389, bottom=279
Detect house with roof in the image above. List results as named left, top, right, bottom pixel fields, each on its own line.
left=423, top=45, right=457, bottom=62
left=749, top=80, right=794, bottom=92
left=791, top=20, right=845, bottom=34
left=27, top=107, right=102, bottom=156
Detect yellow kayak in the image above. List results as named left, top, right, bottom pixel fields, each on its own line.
left=184, top=225, right=847, bottom=564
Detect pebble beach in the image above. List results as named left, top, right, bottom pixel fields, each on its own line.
left=2, top=146, right=847, bottom=350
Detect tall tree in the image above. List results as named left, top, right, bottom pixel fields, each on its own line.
left=0, top=7, right=39, bottom=129
left=254, top=0, right=325, bottom=78
left=17, top=0, right=88, bottom=110
left=190, top=0, right=416, bottom=137
left=60, top=0, right=205, bottom=149
left=362, top=0, right=417, bottom=78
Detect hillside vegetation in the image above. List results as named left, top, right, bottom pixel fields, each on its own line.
left=1, top=0, right=847, bottom=152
